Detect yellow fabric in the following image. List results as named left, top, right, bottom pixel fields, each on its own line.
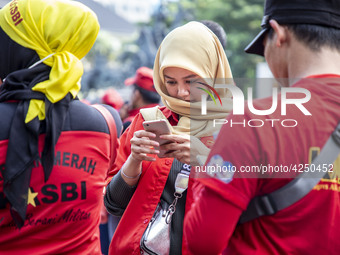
left=153, top=21, right=234, bottom=137
left=0, top=0, right=100, bottom=122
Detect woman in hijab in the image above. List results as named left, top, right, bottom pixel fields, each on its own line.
left=0, top=0, right=122, bottom=254
left=105, top=21, right=234, bottom=255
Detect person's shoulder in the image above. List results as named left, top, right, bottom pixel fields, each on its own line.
left=91, top=103, right=123, bottom=136
left=66, top=100, right=122, bottom=135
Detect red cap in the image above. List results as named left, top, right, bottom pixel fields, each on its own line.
left=124, top=67, right=157, bottom=92
left=101, top=88, right=124, bottom=110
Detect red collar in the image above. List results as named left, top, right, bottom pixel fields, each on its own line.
left=160, top=106, right=179, bottom=125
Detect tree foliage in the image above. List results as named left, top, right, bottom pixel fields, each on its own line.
left=81, top=0, right=266, bottom=93
left=190, top=0, right=265, bottom=79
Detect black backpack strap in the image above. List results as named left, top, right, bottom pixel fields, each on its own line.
left=239, top=122, right=340, bottom=224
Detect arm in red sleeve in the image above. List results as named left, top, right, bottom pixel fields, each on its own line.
left=184, top=186, right=243, bottom=255
left=107, top=113, right=145, bottom=179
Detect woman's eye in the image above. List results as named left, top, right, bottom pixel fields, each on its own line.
left=187, top=79, right=199, bottom=84
left=166, top=80, right=176, bottom=85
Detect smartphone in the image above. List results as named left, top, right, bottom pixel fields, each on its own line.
left=142, top=119, right=172, bottom=157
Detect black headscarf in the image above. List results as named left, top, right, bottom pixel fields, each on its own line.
left=0, top=27, right=71, bottom=228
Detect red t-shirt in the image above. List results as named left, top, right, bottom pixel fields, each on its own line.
left=184, top=75, right=340, bottom=254
left=0, top=101, right=121, bottom=254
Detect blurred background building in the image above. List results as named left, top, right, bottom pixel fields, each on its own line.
left=0, top=0, right=9, bottom=7
left=100, top=0, right=161, bottom=23
left=79, top=0, right=136, bottom=35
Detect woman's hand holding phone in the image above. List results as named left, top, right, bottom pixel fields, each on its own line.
left=159, top=134, right=210, bottom=166
left=159, top=134, right=191, bottom=164
left=142, top=120, right=173, bottom=158
left=141, top=120, right=210, bottom=165
left=122, top=130, right=160, bottom=186
left=130, top=130, right=160, bottom=162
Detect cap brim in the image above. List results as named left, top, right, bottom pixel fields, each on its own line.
left=244, top=28, right=268, bottom=56
left=124, top=77, right=135, bottom=86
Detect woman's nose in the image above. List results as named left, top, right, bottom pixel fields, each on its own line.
left=177, top=83, right=190, bottom=97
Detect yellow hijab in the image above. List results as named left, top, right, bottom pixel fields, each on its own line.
left=0, top=0, right=99, bottom=123
left=153, top=21, right=234, bottom=138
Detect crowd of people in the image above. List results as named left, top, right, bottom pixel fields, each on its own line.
left=0, top=0, right=339, bottom=254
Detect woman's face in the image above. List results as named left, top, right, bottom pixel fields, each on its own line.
left=163, top=67, right=207, bottom=102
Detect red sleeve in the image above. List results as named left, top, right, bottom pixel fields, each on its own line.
left=107, top=113, right=145, bottom=180
left=184, top=186, right=243, bottom=254
left=184, top=112, right=262, bottom=253
left=106, top=107, right=177, bottom=183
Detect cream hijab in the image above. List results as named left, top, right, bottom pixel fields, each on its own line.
left=153, top=21, right=234, bottom=138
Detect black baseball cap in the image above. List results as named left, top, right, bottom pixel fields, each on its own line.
left=245, top=0, right=340, bottom=56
